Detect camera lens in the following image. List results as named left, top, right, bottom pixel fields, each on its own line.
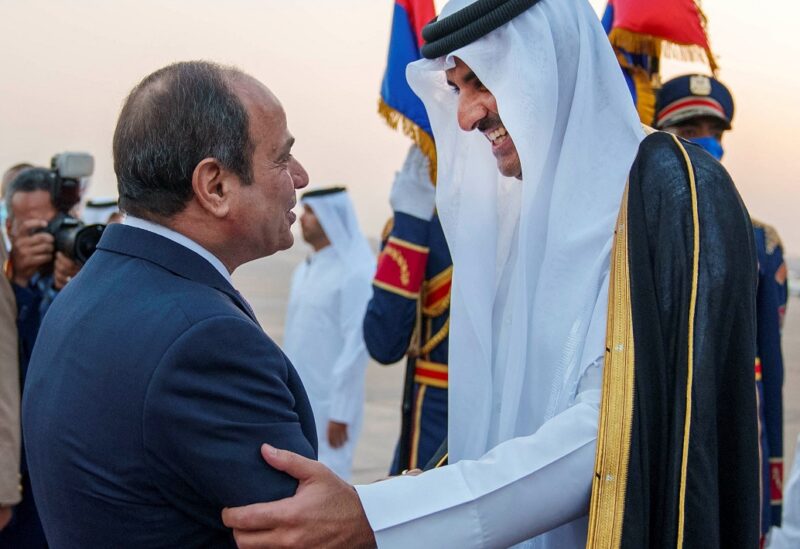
left=73, top=225, right=105, bottom=264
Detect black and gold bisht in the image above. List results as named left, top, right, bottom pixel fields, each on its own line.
left=587, top=131, right=760, bottom=548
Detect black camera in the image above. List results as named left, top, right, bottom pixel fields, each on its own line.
left=35, top=152, right=106, bottom=263
left=40, top=212, right=105, bottom=264
left=50, top=152, right=94, bottom=213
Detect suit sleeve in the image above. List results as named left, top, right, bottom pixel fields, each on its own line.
left=363, top=212, right=430, bottom=364
left=142, top=314, right=316, bottom=528
left=328, top=271, right=372, bottom=425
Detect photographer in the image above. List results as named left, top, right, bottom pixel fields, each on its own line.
left=0, top=167, right=82, bottom=548
left=6, top=168, right=81, bottom=367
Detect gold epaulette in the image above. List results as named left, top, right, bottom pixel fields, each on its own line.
left=751, top=218, right=784, bottom=256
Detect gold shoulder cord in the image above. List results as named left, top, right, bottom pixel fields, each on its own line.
left=586, top=135, right=700, bottom=548
left=586, top=182, right=636, bottom=548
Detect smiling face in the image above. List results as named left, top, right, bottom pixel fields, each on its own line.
left=229, top=78, right=309, bottom=258
left=446, top=57, right=522, bottom=179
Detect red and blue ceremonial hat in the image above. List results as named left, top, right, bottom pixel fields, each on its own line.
left=655, top=74, right=734, bottom=130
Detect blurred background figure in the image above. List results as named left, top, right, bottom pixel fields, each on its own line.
left=83, top=197, right=122, bottom=225
left=0, top=165, right=23, bottom=539
left=0, top=153, right=102, bottom=548
left=655, top=74, right=790, bottom=542
left=1, top=164, right=33, bottom=250
left=769, top=434, right=800, bottom=548
left=1, top=166, right=80, bottom=548
left=5, top=167, right=86, bottom=373
left=284, top=187, right=375, bottom=481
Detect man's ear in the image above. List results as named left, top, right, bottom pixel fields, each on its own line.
left=191, top=158, right=233, bottom=218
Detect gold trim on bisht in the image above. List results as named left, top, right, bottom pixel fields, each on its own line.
left=586, top=182, right=636, bottom=548
left=586, top=134, right=701, bottom=548
left=672, top=134, right=700, bottom=549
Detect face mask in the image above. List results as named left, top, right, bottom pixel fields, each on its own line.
left=689, top=136, right=724, bottom=161
left=0, top=202, right=6, bottom=227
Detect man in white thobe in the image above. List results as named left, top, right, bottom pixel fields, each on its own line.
left=283, top=187, right=374, bottom=481
left=222, top=0, right=754, bottom=547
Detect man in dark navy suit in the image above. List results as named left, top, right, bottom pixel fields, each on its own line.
left=21, top=61, right=317, bottom=548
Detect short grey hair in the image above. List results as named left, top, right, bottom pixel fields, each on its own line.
left=113, top=61, right=255, bottom=219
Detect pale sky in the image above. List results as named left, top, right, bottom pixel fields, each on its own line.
left=2, top=0, right=798, bottom=252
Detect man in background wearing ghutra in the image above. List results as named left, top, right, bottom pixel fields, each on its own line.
left=283, top=186, right=374, bottom=481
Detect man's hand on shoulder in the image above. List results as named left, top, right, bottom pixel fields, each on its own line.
left=327, top=421, right=348, bottom=449
left=10, top=219, right=53, bottom=287
left=222, top=444, right=376, bottom=549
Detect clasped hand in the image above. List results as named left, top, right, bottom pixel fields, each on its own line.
left=222, top=445, right=377, bottom=549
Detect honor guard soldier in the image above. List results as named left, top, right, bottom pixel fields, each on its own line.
left=656, top=74, right=789, bottom=540
left=363, top=144, right=451, bottom=473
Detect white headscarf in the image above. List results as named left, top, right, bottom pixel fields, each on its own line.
left=301, top=189, right=375, bottom=272
left=407, top=0, right=645, bottom=462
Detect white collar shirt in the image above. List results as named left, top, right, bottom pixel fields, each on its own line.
left=123, top=215, right=232, bottom=285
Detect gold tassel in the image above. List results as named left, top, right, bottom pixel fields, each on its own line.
left=609, top=28, right=661, bottom=58
left=631, top=68, right=656, bottom=126
left=613, top=51, right=656, bottom=125
left=609, top=28, right=718, bottom=74
left=378, top=98, right=438, bottom=185
left=693, top=0, right=719, bottom=73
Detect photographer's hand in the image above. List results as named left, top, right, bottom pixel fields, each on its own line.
left=53, top=252, right=80, bottom=290
left=9, top=219, right=53, bottom=287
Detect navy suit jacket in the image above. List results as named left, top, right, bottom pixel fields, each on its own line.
left=22, top=224, right=318, bottom=548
